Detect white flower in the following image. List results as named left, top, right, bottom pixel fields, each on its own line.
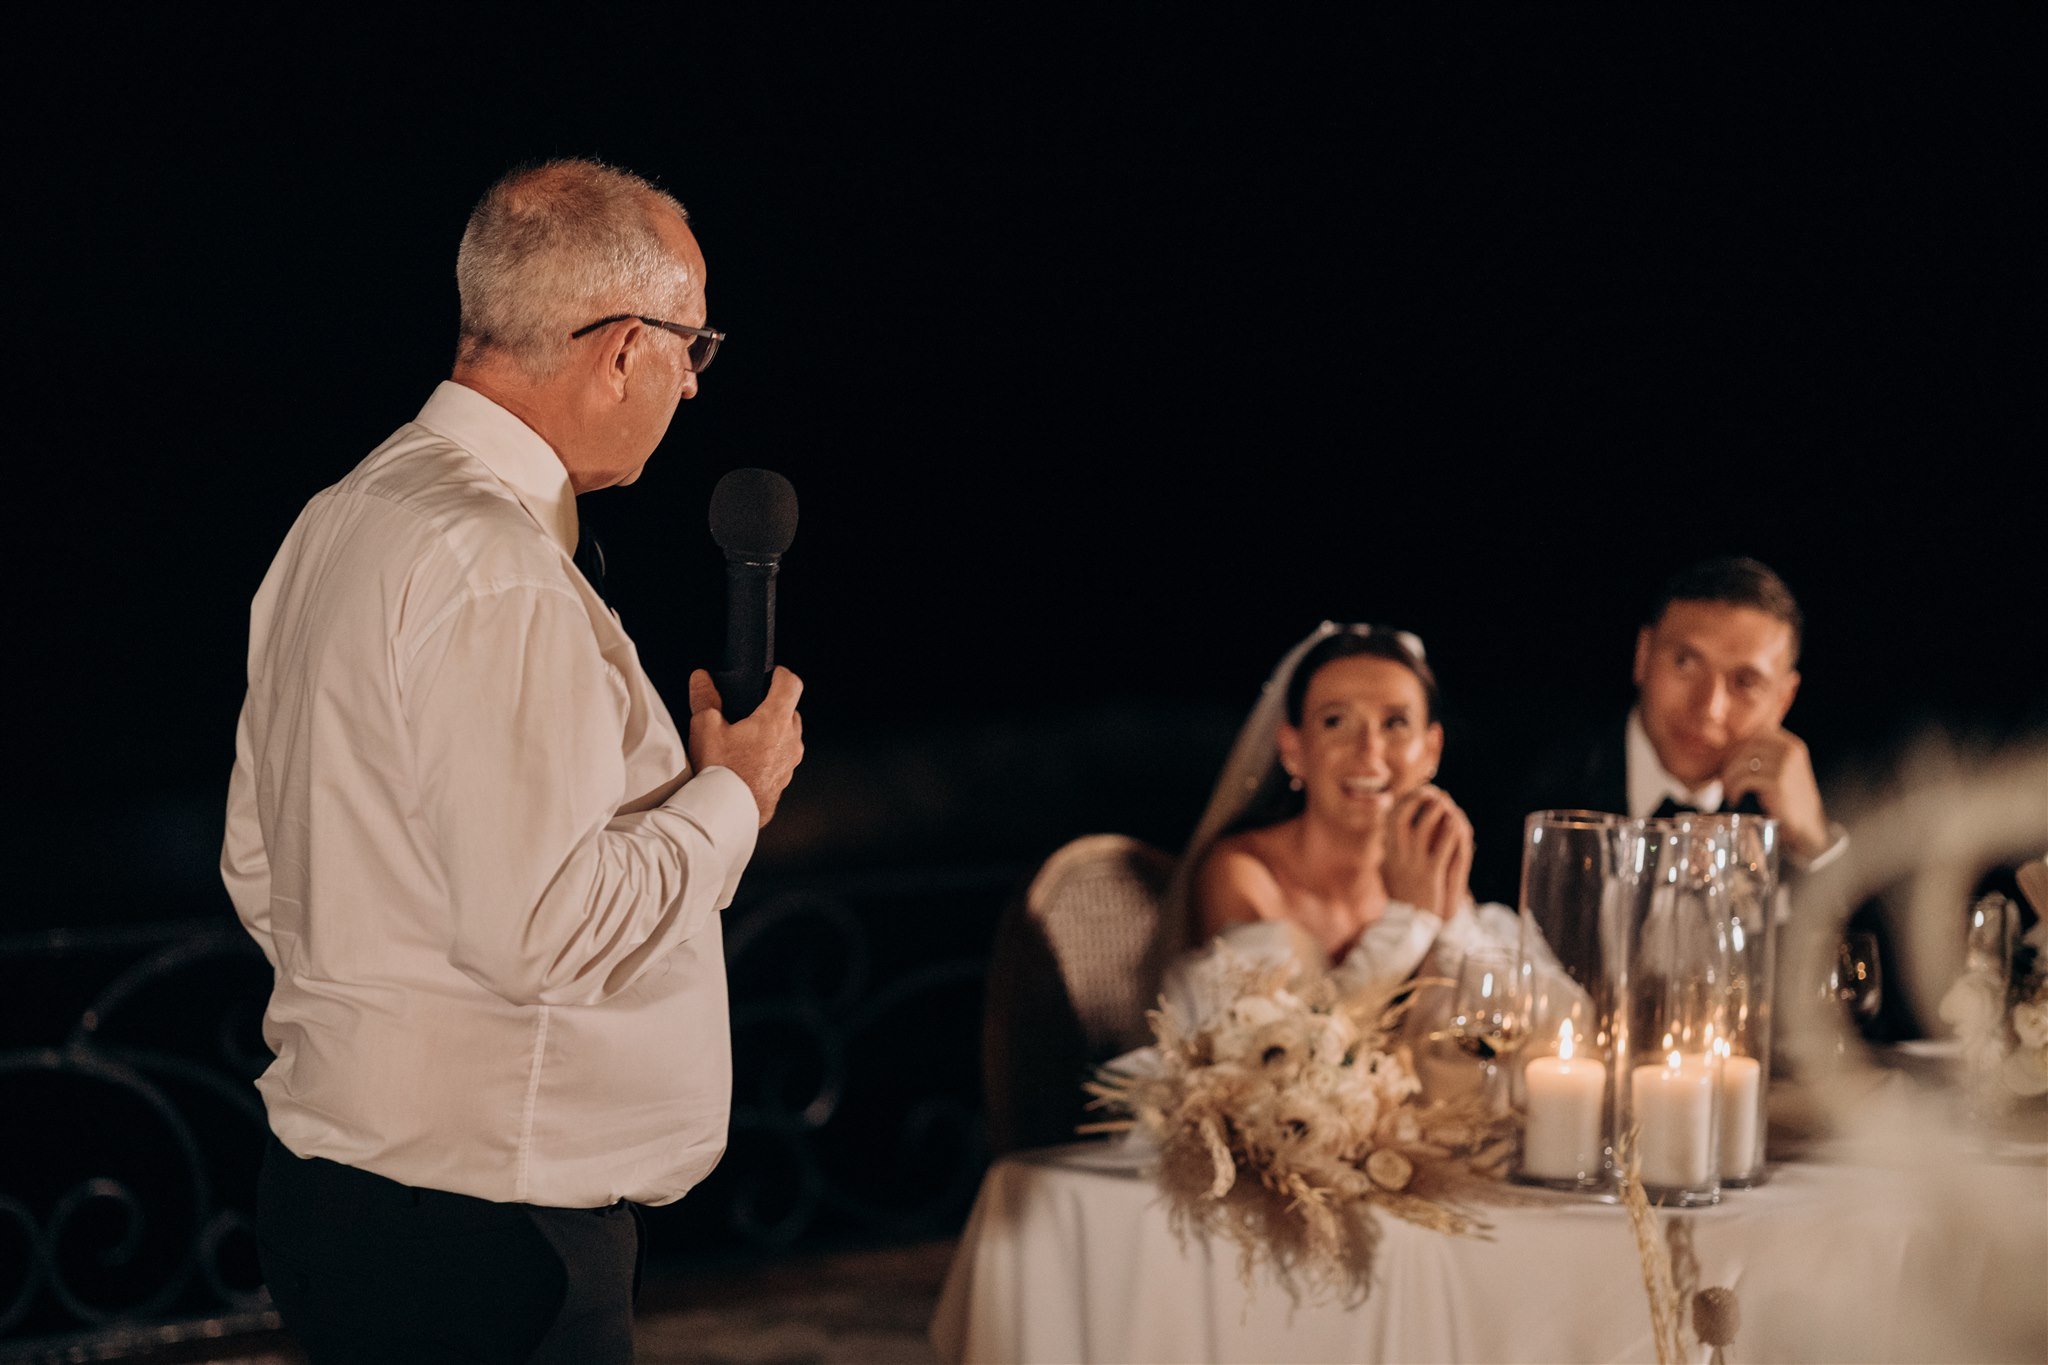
left=1312, top=1013, right=1360, bottom=1066
left=1998, top=1046, right=2048, bottom=1098
left=2015, top=1000, right=2048, bottom=1050
left=1232, top=994, right=1285, bottom=1029
left=1248, top=1020, right=1310, bottom=1072
left=1939, top=972, right=2005, bottom=1036
left=1209, top=1026, right=1253, bottom=1065
left=1266, top=1094, right=1346, bottom=1159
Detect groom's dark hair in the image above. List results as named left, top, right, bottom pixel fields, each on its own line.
left=1646, top=556, right=1804, bottom=665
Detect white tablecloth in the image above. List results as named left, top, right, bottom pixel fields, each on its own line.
left=931, top=1141, right=2047, bottom=1363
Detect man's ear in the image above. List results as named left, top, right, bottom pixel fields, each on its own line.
left=605, top=320, right=649, bottom=400
left=1632, top=627, right=1653, bottom=688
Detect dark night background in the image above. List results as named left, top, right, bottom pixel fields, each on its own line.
left=10, top=7, right=2044, bottom=929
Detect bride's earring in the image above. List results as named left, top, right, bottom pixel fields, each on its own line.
left=1287, top=771, right=1304, bottom=792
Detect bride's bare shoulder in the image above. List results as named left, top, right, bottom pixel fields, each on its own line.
left=1196, top=827, right=1291, bottom=931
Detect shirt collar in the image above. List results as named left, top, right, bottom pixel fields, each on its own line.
left=413, top=381, right=579, bottom=556
left=1625, top=708, right=1724, bottom=816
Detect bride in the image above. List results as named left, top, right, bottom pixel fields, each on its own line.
left=1166, top=622, right=1529, bottom=1005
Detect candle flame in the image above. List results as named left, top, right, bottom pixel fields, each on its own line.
left=1714, top=1036, right=1732, bottom=1059
left=1557, top=1018, right=1576, bottom=1060
left=1666, top=1049, right=1682, bottom=1070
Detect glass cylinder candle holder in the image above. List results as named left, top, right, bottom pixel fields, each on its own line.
left=1706, top=812, right=1777, bottom=1185
left=1514, top=810, right=1623, bottom=1193
left=1611, top=816, right=1732, bottom=1207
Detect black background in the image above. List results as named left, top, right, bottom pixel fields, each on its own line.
left=12, top=8, right=2044, bottom=928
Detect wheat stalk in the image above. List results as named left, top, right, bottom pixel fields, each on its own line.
left=1614, top=1126, right=1685, bottom=1365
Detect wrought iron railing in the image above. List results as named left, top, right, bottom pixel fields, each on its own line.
left=0, top=862, right=1021, bottom=1361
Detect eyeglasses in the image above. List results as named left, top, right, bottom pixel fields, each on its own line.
left=1323, top=620, right=1428, bottom=661
left=568, top=314, right=724, bottom=373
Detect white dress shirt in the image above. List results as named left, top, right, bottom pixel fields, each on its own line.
left=1625, top=708, right=1724, bottom=817
left=223, top=381, right=759, bottom=1208
left=1624, top=708, right=1845, bottom=871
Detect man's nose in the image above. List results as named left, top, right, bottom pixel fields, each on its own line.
left=1695, top=675, right=1730, bottom=724
left=679, top=371, right=700, bottom=401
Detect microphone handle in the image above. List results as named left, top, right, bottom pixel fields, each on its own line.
left=714, top=556, right=778, bottom=720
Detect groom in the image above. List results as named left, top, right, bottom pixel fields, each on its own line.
left=1478, top=556, right=1845, bottom=905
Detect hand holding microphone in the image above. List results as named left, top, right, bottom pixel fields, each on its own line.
left=691, top=468, right=803, bottom=826
left=687, top=666, right=803, bottom=828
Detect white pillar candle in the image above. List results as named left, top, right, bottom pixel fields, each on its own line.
left=1631, top=1053, right=1716, bottom=1189
left=1522, top=1021, right=1606, bottom=1180
left=1717, top=1049, right=1762, bottom=1178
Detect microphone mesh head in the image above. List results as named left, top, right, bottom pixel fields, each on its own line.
left=708, top=468, right=799, bottom=557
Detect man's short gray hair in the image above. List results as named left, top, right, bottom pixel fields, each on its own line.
left=456, top=159, right=690, bottom=376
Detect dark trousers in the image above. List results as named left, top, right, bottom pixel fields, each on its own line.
left=257, top=1135, right=642, bottom=1364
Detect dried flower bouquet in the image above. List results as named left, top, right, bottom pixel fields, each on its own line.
left=1085, top=947, right=1517, bottom=1298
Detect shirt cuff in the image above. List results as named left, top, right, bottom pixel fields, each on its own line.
left=663, top=765, right=761, bottom=908
left=1790, top=822, right=1850, bottom=875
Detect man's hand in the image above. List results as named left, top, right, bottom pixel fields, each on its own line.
left=1382, top=786, right=1473, bottom=917
left=687, top=667, right=804, bottom=828
left=1721, top=726, right=1829, bottom=859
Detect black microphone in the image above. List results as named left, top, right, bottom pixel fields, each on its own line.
left=708, top=468, right=798, bottom=720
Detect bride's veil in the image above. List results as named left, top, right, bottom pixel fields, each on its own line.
left=1160, top=621, right=1343, bottom=953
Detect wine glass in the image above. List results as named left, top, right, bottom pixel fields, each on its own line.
left=1447, top=948, right=1528, bottom=1113
left=1965, top=894, right=2015, bottom=981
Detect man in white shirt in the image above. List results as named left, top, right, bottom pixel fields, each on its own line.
left=222, top=159, right=803, bottom=1363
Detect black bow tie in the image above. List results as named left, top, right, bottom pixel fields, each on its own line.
left=1652, top=792, right=1767, bottom=820
left=574, top=530, right=607, bottom=602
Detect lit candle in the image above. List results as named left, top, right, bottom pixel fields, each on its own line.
left=1715, top=1038, right=1761, bottom=1179
left=1522, top=1019, right=1606, bottom=1181
left=1630, top=1049, right=1716, bottom=1189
